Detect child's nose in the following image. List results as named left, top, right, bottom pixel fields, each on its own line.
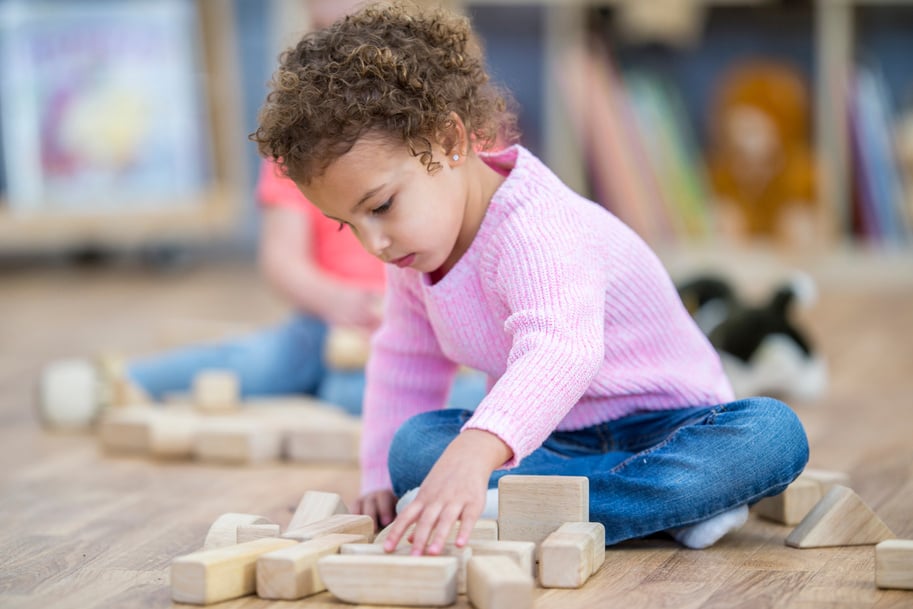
left=364, top=227, right=391, bottom=257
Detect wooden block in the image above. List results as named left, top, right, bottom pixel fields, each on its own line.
left=282, top=514, right=375, bottom=543
left=498, top=475, right=589, bottom=545
left=318, top=554, right=459, bottom=606
left=754, top=478, right=822, bottom=526
left=467, top=555, right=534, bottom=609
left=785, top=485, right=894, bottom=548
left=800, top=468, right=851, bottom=494
left=171, top=536, right=298, bottom=604
left=324, top=326, right=372, bottom=370
left=193, top=418, right=282, bottom=464
left=340, top=542, right=472, bottom=594
left=468, top=539, right=536, bottom=577
left=192, top=370, right=240, bottom=412
left=38, top=358, right=100, bottom=428
left=97, top=407, right=156, bottom=454
left=96, top=353, right=149, bottom=408
left=237, top=524, right=281, bottom=544
left=203, top=513, right=272, bottom=550
left=256, top=533, right=366, bottom=600
left=287, top=490, right=349, bottom=531
left=284, top=417, right=361, bottom=464
left=98, top=406, right=197, bottom=458
left=876, top=539, right=913, bottom=590
left=374, top=518, right=498, bottom=548
left=538, top=522, right=605, bottom=588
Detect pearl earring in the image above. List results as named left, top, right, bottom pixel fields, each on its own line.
left=452, top=154, right=460, bottom=161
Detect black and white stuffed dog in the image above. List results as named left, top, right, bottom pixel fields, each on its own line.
left=677, top=273, right=827, bottom=401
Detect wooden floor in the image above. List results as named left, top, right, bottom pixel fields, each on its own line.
left=1, top=251, right=912, bottom=609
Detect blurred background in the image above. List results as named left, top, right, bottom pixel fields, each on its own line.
left=2, top=5, right=912, bottom=606
left=1, top=0, right=912, bottom=265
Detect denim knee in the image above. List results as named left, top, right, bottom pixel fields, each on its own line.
left=743, top=396, right=810, bottom=485
left=388, top=409, right=467, bottom=496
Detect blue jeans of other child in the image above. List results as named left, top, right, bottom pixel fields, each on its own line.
left=128, top=313, right=486, bottom=415
left=387, top=397, right=808, bottom=546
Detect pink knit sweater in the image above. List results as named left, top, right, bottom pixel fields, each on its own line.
left=361, top=145, right=733, bottom=494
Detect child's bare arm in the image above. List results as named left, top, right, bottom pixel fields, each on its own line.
left=382, top=429, right=512, bottom=555
left=259, top=206, right=382, bottom=330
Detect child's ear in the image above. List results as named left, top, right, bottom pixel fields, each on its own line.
left=438, top=112, right=469, bottom=165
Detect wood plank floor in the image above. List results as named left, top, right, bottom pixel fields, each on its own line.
left=1, top=252, right=911, bottom=609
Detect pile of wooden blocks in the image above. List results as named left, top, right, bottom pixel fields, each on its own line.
left=170, top=475, right=606, bottom=606
left=751, top=467, right=912, bottom=591
left=97, top=370, right=360, bottom=465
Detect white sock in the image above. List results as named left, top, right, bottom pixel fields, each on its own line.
left=396, top=487, right=499, bottom=521
left=668, top=505, right=748, bottom=549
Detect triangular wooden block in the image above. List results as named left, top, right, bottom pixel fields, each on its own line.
left=785, top=484, right=894, bottom=548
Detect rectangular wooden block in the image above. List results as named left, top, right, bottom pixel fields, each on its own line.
left=237, top=524, right=281, bottom=544
left=192, top=418, right=282, bottom=464
left=468, top=539, right=537, bottom=577
left=800, top=468, right=850, bottom=494
left=467, top=555, right=534, bottom=609
left=498, top=475, right=589, bottom=545
left=98, top=407, right=199, bottom=458
left=282, top=514, right=375, bottom=543
left=876, top=539, right=913, bottom=590
left=256, top=533, right=365, bottom=600
left=287, top=490, right=349, bottom=531
left=203, top=513, right=272, bottom=550
left=171, top=537, right=298, bottom=604
left=538, top=522, right=605, bottom=588
left=98, top=408, right=156, bottom=454
left=192, top=370, right=240, bottom=412
left=754, top=478, right=822, bottom=526
left=284, top=418, right=361, bottom=464
left=340, top=542, right=472, bottom=594
left=318, top=554, right=459, bottom=606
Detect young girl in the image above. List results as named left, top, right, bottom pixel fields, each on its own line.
left=251, top=2, right=809, bottom=554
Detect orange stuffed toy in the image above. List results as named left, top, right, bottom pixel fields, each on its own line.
left=707, top=60, right=821, bottom=248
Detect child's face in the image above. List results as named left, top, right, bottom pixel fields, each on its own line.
left=300, top=135, right=471, bottom=275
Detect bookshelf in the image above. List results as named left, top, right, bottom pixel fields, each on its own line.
left=0, top=0, right=246, bottom=255
left=463, top=0, right=913, bottom=249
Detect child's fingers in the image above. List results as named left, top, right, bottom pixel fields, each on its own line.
left=409, top=503, right=444, bottom=556
left=376, top=493, right=396, bottom=527
left=426, top=503, right=463, bottom=555
left=382, top=501, right=421, bottom=552
left=454, top=504, right=482, bottom=547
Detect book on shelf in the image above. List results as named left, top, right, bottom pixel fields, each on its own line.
left=624, top=71, right=712, bottom=241
left=556, top=38, right=673, bottom=245
left=848, top=63, right=912, bottom=246
left=556, top=37, right=716, bottom=246
left=0, top=0, right=212, bottom=215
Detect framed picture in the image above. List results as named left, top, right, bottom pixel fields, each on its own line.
left=0, top=0, right=211, bottom=213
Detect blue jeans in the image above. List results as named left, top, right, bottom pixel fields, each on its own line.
left=128, top=314, right=487, bottom=415
left=388, top=397, right=809, bottom=546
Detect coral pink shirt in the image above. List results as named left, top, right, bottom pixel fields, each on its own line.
left=256, top=161, right=385, bottom=291
left=360, top=145, right=733, bottom=494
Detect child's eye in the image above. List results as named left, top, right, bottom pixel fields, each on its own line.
left=372, top=198, right=393, bottom=215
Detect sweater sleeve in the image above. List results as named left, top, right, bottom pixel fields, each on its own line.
left=462, top=211, right=608, bottom=468
left=360, top=269, right=458, bottom=495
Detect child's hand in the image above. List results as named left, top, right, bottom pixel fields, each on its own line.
left=383, top=430, right=511, bottom=555
left=322, top=288, right=383, bottom=332
left=353, top=489, right=397, bottom=531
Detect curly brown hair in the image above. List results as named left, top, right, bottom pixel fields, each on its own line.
left=249, top=1, right=518, bottom=185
